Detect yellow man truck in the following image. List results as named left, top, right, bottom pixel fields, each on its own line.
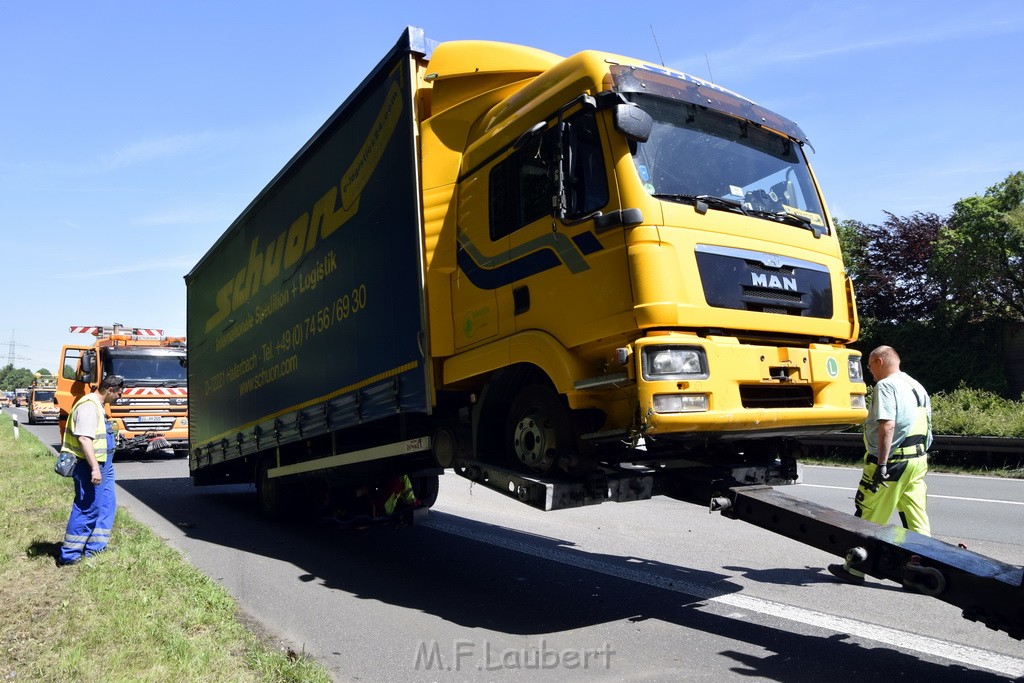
left=57, top=324, right=188, bottom=456
left=27, top=375, right=59, bottom=424
left=186, top=28, right=1021, bottom=638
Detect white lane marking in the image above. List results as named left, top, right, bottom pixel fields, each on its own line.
left=798, top=484, right=1024, bottom=506
left=930, top=494, right=1024, bottom=505
left=422, top=517, right=1024, bottom=679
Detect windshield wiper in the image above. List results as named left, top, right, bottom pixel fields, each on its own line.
left=652, top=193, right=748, bottom=216
left=746, top=209, right=824, bottom=238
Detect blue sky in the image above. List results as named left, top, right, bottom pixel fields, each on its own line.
left=2, top=1, right=1022, bottom=372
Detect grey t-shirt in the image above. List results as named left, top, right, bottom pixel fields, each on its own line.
left=71, top=394, right=103, bottom=441
left=864, top=371, right=932, bottom=456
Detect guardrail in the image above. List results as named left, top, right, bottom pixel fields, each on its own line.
left=800, top=433, right=1024, bottom=471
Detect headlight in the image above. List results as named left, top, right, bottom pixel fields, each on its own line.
left=848, top=355, right=864, bottom=382
left=653, top=394, right=709, bottom=413
left=851, top=394, right=866, bottom=409
left=642, top=346, right=709, bottom=380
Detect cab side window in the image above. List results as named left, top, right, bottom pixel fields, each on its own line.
left=62, top=349, right=83, bottom=380
left=489, top=110, right=608, bottom=241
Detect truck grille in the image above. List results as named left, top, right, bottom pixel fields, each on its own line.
left=739, top=385, right=814, bottom=409
left=122, top=417, right=177, bottom=431
left=695, top=245, right=833, bottom=318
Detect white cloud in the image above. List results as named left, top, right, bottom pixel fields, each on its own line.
left=57, top=256, right=198, bottom=279
left=133, top=208, right=229, bottom=226
left=99, top=131, right=218, bottom=170
left=676, top=12, right=1024, bottom=77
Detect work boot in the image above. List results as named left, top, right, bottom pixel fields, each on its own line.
left=827, top=564, right=865, bottom=585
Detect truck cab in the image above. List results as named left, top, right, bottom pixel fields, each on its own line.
left=57, top=325, right=189, bottom=456
left=27, top=375, right=59, bottom=424
left=418, top=43, right=866, bottom=472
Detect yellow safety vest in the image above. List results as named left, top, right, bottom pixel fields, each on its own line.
left=890, top=376, right=931, bottom=457
left=62, top=395, right=109, bottom=463
left=383, top=475, right=417, bottom=515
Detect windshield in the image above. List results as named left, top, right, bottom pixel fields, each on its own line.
left=107, top=350, right=187, bottom=386
left=33, top=390, right=55, bottom=401
left=626, top=92, right=828, bottom=231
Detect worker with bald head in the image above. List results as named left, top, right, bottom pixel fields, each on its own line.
left=829, top=345, right=932, bottom=585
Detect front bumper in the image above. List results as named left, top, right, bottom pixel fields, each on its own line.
left=635, top=335, right=866, bottom=437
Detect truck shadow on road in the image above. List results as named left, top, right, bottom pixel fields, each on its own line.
left=114, top=474, right=1010, bottom=681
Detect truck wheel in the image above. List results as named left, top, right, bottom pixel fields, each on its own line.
left=504, top=384, right=574, bottom=474
left=412, top=473, right=440, bottom=508
left=255, top=457, right=291, bottom=518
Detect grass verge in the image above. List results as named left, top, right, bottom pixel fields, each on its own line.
left=0, top=413, right=331, bottom=683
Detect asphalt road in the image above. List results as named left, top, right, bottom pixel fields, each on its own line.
left=7, top=408, right=1024, bottom=681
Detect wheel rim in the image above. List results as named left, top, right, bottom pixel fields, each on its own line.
left=512, top=407, right=557, bottom=471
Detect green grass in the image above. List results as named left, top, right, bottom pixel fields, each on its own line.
left=0, top=413, right=331, bottom=683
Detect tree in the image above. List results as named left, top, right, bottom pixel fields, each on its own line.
left=0, top=364, right=37, bottom=391
left=838, top=212, right=946, bottom=324
left=934, top=171, right=1024, bottom=322
left=837, top=210, right=1007, bottom=395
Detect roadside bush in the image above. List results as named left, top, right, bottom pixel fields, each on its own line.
left=931, top=385, right=1024, bottom=437
left=807, top=386, right=1024, bottom=475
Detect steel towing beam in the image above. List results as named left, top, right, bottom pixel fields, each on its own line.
left=711, top=484, right=1024, bottom=640
left=452, top=460, right=654, bottom=511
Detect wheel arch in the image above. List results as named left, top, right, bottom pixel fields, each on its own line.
left=442, top=330, right=589, bottom=398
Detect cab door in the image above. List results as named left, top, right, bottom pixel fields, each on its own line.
left=451, top=167, right=509, bottom=350
left=499, top=109, right=633, bottom=348
left=55, top=345, right=91, bottom=439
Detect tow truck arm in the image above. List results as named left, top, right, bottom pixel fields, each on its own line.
left=710, top=485, right=1024, bottom=640
left=453, top=460, right=1023, bottom=640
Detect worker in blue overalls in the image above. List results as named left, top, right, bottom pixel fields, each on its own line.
left=58, top=375, right=124, bottom=566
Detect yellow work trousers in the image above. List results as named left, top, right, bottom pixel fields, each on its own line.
left=854, top=456, right=931, bottom=537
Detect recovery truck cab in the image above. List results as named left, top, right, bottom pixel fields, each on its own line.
left=27, top=375, right=59, bottom=424
left=57, top=324, right=188, bottom=456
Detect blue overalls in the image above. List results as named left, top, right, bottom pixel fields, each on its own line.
left=59, top=412, right=116, bottom=565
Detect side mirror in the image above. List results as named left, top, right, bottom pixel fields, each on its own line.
left=613, top=103, right=652, bottom=143
left=80, top=351, right=96, bottom=383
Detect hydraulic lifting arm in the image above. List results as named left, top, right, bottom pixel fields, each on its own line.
left=451, top=459, right=1023, bottom=640
left=711, top=485, right=1024, bottom=640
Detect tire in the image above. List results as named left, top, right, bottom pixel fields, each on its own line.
left=255, top=456, right=291, bottom=518
left=504, top=383, right=575, bottom=474
left=412, top=473, right=440, bottom=509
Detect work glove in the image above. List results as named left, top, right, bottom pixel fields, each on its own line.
left=872, top=464, right=890, bottom=487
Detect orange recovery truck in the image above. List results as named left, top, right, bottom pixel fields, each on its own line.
left=28, top=375, right=59, bottom=424
left=56, top=324, right=188, bottom=456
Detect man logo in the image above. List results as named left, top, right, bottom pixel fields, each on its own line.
left=751, top=273, right=798, bottom=291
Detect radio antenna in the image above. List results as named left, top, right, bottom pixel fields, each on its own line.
left=705, top=53, right=715, bottom=83
left=650, top=25, right=666, bottom=66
